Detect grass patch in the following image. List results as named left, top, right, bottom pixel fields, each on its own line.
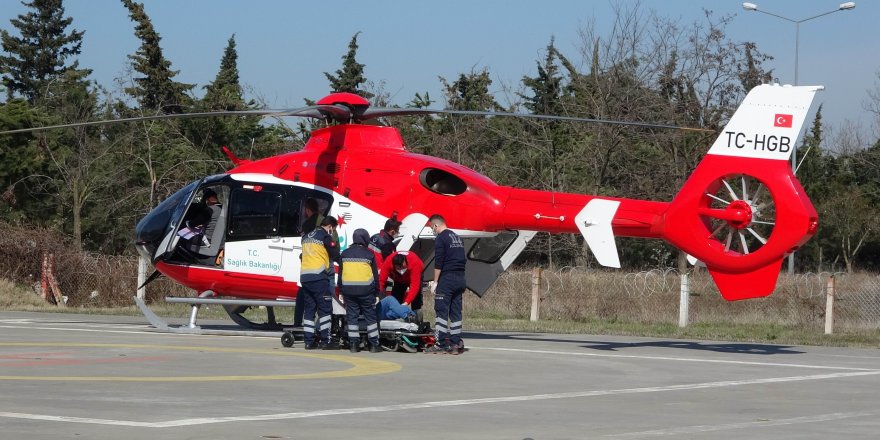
left=0, top=279, right=51, bottom=309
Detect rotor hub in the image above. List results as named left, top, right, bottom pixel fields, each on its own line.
left=725, top=200, right=753, bottom=230
left=316, top=92, right=370, bottom=107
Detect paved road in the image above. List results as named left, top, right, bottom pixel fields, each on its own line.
left=0, top=311, right=878, bottom=439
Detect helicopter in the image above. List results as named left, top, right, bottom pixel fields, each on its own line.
left=2, top=83, right=821, bottom=330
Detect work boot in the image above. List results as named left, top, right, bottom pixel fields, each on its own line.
left=304, top=342, right=319, bottom=350
left=423, top=344, right=447, bottom=354
left=448, top=341, right=464, bottom=355
left=320, top=341, right=337, bottom=350
left=349, top=342, right=360, bottom=353
left=369, top=344, right=381, bottom=353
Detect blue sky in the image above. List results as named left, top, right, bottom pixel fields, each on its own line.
left=2, top=0, right=877, bottom=136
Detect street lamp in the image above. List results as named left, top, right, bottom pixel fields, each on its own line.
left=742, top=2, right=855, bottom=274
left=742, top=2, right=856, bottom=86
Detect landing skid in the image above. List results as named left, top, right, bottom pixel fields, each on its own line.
left=223, top=304, right=286, bottom=330
left=133, top=296, right=293, bottom=336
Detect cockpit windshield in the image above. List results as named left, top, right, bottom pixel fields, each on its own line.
left=135, top=180, right=200, bottom=256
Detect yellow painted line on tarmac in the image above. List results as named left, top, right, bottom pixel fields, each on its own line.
left=0, top=343, right=400, bottom=381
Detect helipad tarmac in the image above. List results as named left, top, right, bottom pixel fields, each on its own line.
left=0, top=311, right=878, bottom=439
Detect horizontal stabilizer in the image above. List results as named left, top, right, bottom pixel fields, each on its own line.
left=575, top=199, right=620, bottom=268
left=708, top=259, right=783, bottom=301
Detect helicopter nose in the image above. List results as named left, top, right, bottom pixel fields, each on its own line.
left=133, top=180, right=201, bottom=262
left=135, top=212, right=166, bottom=262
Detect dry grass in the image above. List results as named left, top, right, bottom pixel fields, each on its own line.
left=0, top=278, right=51, bottom=310
left=2, top=274, right=879, bottom=347
left=2, top=219, right=879, bottom=347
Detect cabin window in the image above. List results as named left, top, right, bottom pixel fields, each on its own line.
left=468, top=230, right=519, bottom=264
left=227, top=188, right=282, bottom=241
left=419, top=168, right=467, bottom=196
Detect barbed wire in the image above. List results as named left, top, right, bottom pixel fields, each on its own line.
left=2, top=220, right=878, bottom=330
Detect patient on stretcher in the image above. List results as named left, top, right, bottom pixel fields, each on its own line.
left=377, top=296, right=417, bottom=322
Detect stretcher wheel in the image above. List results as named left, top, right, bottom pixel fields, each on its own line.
left=380, top=338, right=399, bottom=352
left=281, top=331, right=295, bottom=348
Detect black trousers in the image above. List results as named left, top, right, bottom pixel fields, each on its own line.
left=344, top=294, right=379, bottom=347
left=301, top=279, right=332, bottom=345
left=434, top=271, right=465, bottom=347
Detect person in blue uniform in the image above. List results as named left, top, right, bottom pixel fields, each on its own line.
left=299, top=216, right=339, bottom=350
left=339, top=228, right=381, bottom=353
left=369, top=216, right=401, bottom=263
left=424, top=214, right=467, bottom=355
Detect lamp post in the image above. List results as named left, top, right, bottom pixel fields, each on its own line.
left=742, top=2, right=855, bottom=274
left=742, top=2, right=855, bottom=86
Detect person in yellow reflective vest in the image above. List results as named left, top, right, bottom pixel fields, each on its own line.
left=339, top=228, right=381, bottom=353
left=299, top=216, right=339, bottom=349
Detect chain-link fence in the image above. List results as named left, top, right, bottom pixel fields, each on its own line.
left=2, top=223, right=878, bottom=331
left=472, top=268, right=880, bottom=331
left=0, top=222, right=187, bottom=306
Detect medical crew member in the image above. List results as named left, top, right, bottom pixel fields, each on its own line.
left=299, top=217, right=339, bottom=349
left=369, top=216, right=401, bottom=262
left=339, top=228, right=381, bottom=353
left=425, top=214, right=466, bottom=355
left=379, top=251, right=425, bottom=311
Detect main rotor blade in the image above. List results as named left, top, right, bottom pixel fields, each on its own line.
left=0, top=106, right=325, bottom=136
left=360, top=107, right=713, bottom=132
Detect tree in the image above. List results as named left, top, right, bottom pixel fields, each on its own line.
left=188, top=34, right=287, bottom=160
left=792, top=107, right=836, bottom=270
left=440, top=69, right=501, bottom=112
left=737, top=42, right=773, bottom=92
left=520, top=38, right=565, bottom=115
left=820, top=184, right=876, bottom=273
left=121, top=0, right=192, bottom=113
left=0, top=99, right=48, bottom=222
left=323, top=32, right=373, bottom=99
left=203, top=35, right=243, bottom=111
left=0, top=0, right=86, bottom=103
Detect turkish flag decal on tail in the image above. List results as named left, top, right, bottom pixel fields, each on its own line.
left=774, top=113, right=793, bottom=128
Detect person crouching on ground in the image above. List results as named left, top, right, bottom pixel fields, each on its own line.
left=339, top=228, right=382, bottom=353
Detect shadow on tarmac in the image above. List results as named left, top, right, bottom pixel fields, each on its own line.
left=463, top=332, right=805, bottom=355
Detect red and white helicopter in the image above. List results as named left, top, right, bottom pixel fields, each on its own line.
left=4, top=83, right=821, bottom=330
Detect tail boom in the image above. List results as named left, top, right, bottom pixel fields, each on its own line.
left=485, top=84, right=821, bottom=301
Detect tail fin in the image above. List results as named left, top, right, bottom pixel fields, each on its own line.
left=663, top=84, right=821, bottom=300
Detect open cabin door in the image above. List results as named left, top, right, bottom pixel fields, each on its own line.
left=463, top=230, right=537, bottom=296
left=407, top=230, right=537, bottom=297
left=222, top=183, right=334, bottom=283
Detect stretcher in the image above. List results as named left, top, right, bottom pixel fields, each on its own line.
left=280, top=319, right=434, bottom=352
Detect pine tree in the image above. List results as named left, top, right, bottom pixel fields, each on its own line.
left=797, top=106, right=827, bottom=198
left=0, top=0, right=86, bottom=103
left=187, top=34, right=279, bottom=154
left=440, top=70, right=500, bottom=112
left=121, top=0, right=192, bottom=113
left=203, top=35, right=243, bottom=111
left=323, top=32, right=373, bottom=99
left=520, top=38, right=564, bottom=115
